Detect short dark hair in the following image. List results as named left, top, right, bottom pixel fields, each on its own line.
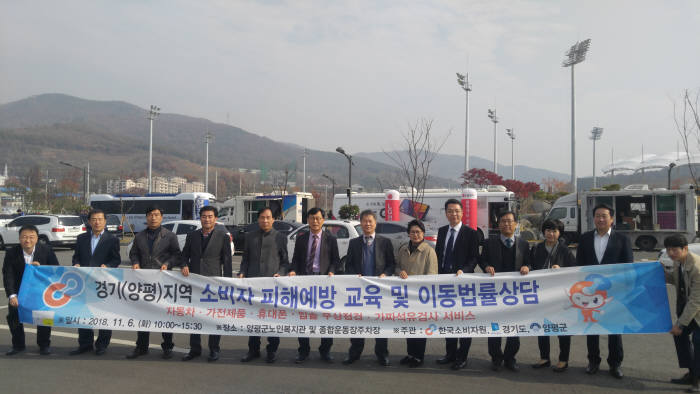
left=359, top=209, right=376, bottom=221
left=145, top=205, right=162, bottom=215
left=541, top=219, right=565, bottom=234
left=593, top=203, right=614, bottom=217
left=664, top=234, right=689, bottom=248
left=497, top=210, right=516, bottom=222
left=88, top=209, right=105, bottom=220
left=19, top=224, right=39, bottom=236
left=444, top=199, right=462, bottom=211
left=200, top=205, right=218, bottom=217
left=308, top=207, right=325, bottom=217
left=406, top=219, right=425, bottom=234
left=258, top=207, right=273, bottom=216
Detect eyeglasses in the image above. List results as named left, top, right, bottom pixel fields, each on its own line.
left=500, top=219, right=516, bottom=224
left=446, top=209, right=462, bottom=214
left=408, top=230, right=423, bottom=235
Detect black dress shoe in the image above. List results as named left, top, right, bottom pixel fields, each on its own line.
left=320, top=352, right=334, bottom=363
left=240, top=352, right=260, bottom=362
left=342, top=357, right=357, bottom=365
left=409, top=358, right=424, bottom=368
left=378, top=356, right=391, bottom=366
left=95, top=348, right=106, bottom=356
left=436, top=356, right=456, bottom=365
left=265, top=352, right=277, bottom=364
left=609, top=366, right=623, bottom=379
left=162, top=349, right=173, bottom=360
left=585, top=362, right=600, bottom=375
left=39, top=347, right=51, bottom=356
left=182, top=352, right=200, bottom=361
left=451, top=359, right=468, bottom=370
left=504, top=360, right=520, bottom=372
left=126, top=348, right=148, bottom=359
left=5, top=348, right=25, bottom=356
left=400, top=356, right=412, bottom=365
left=207, top=351, right=220, bottom=362
left=294, top=353, right=308, bottom=364
left=672, top=372, right=693, bottom=385
left=532, top=360, right=551, bottom=369
left=69, top=347, right=93, bottom=356
left=553, top=362, right=568, bottom=372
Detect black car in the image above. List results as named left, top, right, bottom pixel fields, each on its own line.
left=80, top=214, right=124, bottom=238
left=230, top=221, right=303, bottom=253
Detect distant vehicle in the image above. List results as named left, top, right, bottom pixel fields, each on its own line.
left=217, top=193, right=314, bottom=226
left=545, top=186, right=698, bottom=250
left=286, top=220, right=362, bottom=273
left=658, top=243, right=700, bottom=269
left=0, top=213, right=19, bottom=227
left=0, top=214, right=84, bottom=249
left=88, top=192, right=216, bottom=233
left=231, top=221, right=303, bottom=253
left=126, top=220, right=234, bottom=257
left=80, top=214, right=124, bottom=238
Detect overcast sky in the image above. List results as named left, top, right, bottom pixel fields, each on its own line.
left=2, top=0, right=699, bottom=177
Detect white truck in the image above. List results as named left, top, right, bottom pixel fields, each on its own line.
left=545, top=185, right=698, bottom=251
left=332, top=186, right=518, bottom=244
left=217, top=192, right=314, bottom=226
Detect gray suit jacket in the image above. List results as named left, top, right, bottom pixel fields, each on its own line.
left=182, top=228, right=233, bottom=277
left=344, top=235, right=396, bottom=276
left=240, top=228, right=289, bottom=278
left=665, top=252, right=700, bottom=327
left=479, top=236, right=532, bottom=272
left=129, top=227, right=182, bottom=269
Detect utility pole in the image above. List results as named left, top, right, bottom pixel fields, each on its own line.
left=146, top=105, right=160, bottom=193
left=487, top=108, right=499, bottom=174
left=302, top=148, right=308, bottom=193
left=457, top=72, right=472, bottom=173
left=204, top=130, right=213, bottom=193
left=562, top=39, right=591, bottom=193
left=590, top=127, right=603, bottom=188
left=506, top=129, right=515, bottom=180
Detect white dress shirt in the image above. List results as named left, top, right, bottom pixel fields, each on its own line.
left=594, top=228, right=612, bottom=263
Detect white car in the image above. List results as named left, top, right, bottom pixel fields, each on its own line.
left=658, top=243, right=700, bottom=269
left=287, top=220, right=362, bottom=270
left=126, top=220, right=235, bottom=257
left=0, top=214, right=85, bottom=249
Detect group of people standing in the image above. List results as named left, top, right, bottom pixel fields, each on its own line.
left=4, top=199, right=700, bottom=392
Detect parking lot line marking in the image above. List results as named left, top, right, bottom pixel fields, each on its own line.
left=0, top=324, right=188, bottom=353
left=0, top=306, right=7, bottom=310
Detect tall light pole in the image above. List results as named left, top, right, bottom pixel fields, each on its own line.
left=457, top=72, right=472, bottom=174
left=146, top=105, right=160, bottom=193
left=322, top=173, right=336, bottom=200
left=302, top=148, right=308, bottom=193
left=335, top=147, right=353, bottom=206
left=506, top=128, right=515, bottom=180
left=59, top=161, right=89, bottom=203
left=590, top=127, right=603, bottom=189
left=562, top=38, right=591, bottom=193
left=204, top=130, right=213, bottom=193
left=487, top=108, right=499, bottom=174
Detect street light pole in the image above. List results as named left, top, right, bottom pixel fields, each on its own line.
left=204, top=130, right=213, bottom=193
left=590, top=127, right=603, bottom=189
left=562, top=39, right=591, bottom=193
left=457, top=72, right=472, bottom=174
left=506, top=129, right=515, bottom=180
left=668, top=162, right=677, bottom=190
left=335, top=147, right=353, bottom=206
left=59, top=161, right=88, bottom=203
left=302, top=148, right=308, bottom=193
left=322, top=173, right=336, bottom=200
left=146, top=105, right=160, bottom=194
left=487, top=108, right=499, bottom=174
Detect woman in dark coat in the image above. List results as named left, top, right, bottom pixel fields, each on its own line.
left=531, top=219, right=576, bottom=372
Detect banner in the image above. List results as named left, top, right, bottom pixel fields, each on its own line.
left=18, top=262, right=672, bottom=338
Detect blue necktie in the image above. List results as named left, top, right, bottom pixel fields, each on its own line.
left=444, top=228, right=456, bottom=272
left=505, top=238, right=513, bottom=248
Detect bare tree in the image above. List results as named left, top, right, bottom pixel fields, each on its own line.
left=673, top=88, right=700, bottom=189
left=270, top=167, right=291, bottom=195
left=383, top=118, right=449, bottom=208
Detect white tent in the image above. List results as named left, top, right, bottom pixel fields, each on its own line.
left=601, top=152, right=700, bottom=174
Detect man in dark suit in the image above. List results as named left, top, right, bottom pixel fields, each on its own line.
left=180, top=205, right=232, bottom=362
left=479, top=210, right=532, bottom=372
left=435, top=198, right=480, bottom=370
left=70, top=209, right=122, bottom=356
left=126, top=205, right=182, bottom=360
left=239, top=207, right=290, bottom=364
left=3, top=224, right=59, bottom=356
left=342, top=209, right=396, bottom=367
left=289, top=207, right=340, bottom=364
left=576, top=203, right=633, bottom=379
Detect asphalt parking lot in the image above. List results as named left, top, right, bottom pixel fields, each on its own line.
left=0, top=247, right=687, bottom=393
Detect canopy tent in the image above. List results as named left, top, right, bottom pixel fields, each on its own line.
left=601, top=152, right=700, bottom=174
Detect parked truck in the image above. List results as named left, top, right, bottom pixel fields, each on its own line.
left=217, top=192, right=314, bottom=226
left=544, top=185, right=698, bottom=250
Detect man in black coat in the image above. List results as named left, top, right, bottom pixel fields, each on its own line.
left=126, top=205, right=182, bottom=360
left=342, top=210, right=396, bottom=367
left=435, top=198, right=480, bottom=370
left=289, top=207, right=340, bottom=363
left=70, top=209, right=122, bottom=356
left=3, top=224, right=59, bottom=356
left=479, top=210, right=532, bottom=372
left=239, top=207, right=290, bottom=364
left=180, top=206, right=232, bottom=362
left=576, top=203, right=633, bottom=379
